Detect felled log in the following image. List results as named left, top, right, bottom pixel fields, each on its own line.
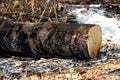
left=0, top=21, right=102, bottom=59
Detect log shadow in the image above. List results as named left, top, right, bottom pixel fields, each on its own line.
left=0, top=50, right=87, bottom=60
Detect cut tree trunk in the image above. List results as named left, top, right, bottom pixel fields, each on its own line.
left=0, top=21, right=102, bottom=59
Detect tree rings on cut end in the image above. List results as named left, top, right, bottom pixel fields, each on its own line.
left=87, top=26, right=102, bottom=58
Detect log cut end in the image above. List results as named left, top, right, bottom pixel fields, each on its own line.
left=87, top=25, right=102, bottom=58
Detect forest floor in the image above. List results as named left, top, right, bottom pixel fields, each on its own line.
left=0, top=1, right=120, bottom=80
left=0, top=52, right=120, bottom=80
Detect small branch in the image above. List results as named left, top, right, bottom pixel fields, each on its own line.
left=53, top=0, right=58, bottom=22
left=31, top=0, right=34, bottom=14
left=18, top=0, right=22, bottom=12
left=39, top=0, right=50, bottom=22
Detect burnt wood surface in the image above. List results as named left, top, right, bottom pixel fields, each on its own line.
left=0, top=21, right=102, bottom=59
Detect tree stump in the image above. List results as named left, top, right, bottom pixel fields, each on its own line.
left=0, top=21, right=102, bottom=59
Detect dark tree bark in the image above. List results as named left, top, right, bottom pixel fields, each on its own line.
left=0, top=21, right=102, bottom=59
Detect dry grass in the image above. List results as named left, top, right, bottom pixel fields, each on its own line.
left=0, top=0, right=67, bottom=22
left=0, top=0, right=119, bottom=23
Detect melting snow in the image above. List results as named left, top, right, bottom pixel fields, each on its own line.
left=68, top=4, right=120, bottom=44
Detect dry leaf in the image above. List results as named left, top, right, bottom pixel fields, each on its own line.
left=69, top=68, right=75, bottom=73
left=14, top=62, right=22, bottom=67
left=29, top=75, right=39, bottom=80
left=36, top=58, right=47, bottom=63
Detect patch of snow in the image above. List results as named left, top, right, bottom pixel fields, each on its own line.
left=68, top=5, right=120, bottom=43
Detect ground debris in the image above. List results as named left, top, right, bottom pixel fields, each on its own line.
left=0, top=55, right=119, bottom=80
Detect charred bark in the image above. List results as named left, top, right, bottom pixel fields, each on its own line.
left=0, top=21, right=102, bottom=59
